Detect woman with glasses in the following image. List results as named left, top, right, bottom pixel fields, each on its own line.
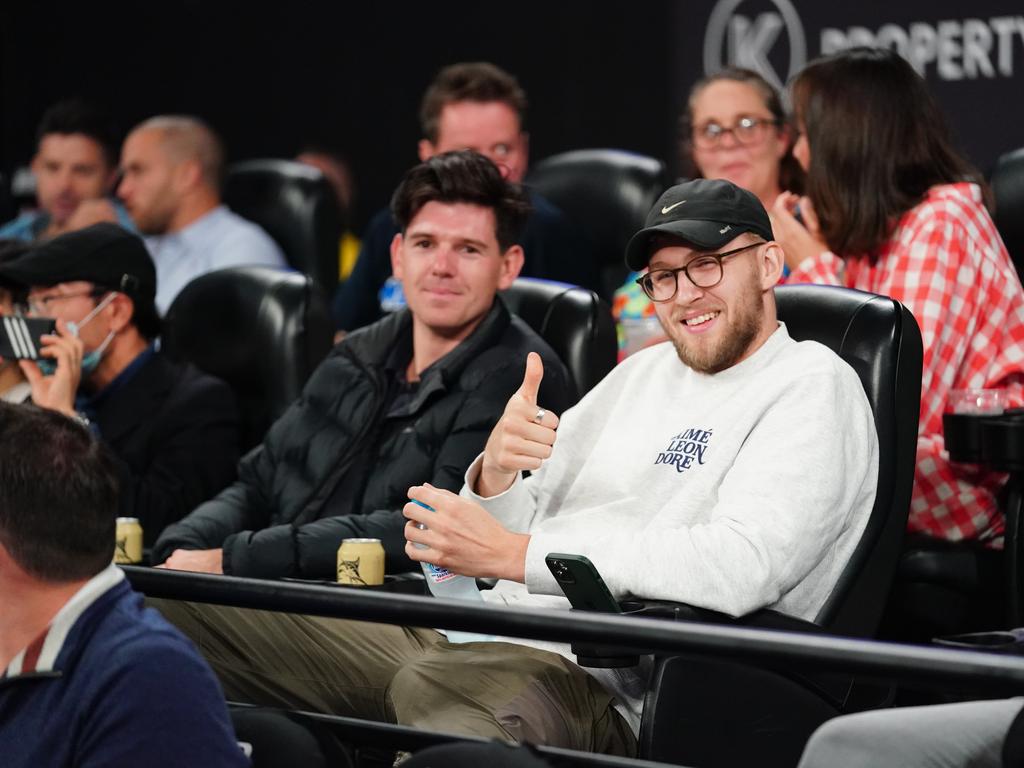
left=683, top=68, right=802, bottom=211
left=771, top=46, right=1024, bottom=554
left=614, top=69, right=802, bottom=358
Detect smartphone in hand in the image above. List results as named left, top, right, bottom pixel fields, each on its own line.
left=0, top=317, right=57, bottom=359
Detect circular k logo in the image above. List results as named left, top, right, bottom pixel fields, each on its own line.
left=703, top=0, right=807, bottom=94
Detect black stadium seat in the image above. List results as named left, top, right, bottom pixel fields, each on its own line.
left=163, top=266, right=334, bottom=451
left=993, top=146, right=1024, bottom=281
left=526, top=149, right=668, bottom=300
left=229, top=708, right=337, bottom=768
left=636, top=284, right=923, bottom=767
left=502, top=277, right=617, bottom=403
left=224, top=159, right=344, bottom=292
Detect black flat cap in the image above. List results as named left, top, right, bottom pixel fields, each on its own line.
left=625, top=178, right=774, bottom=271
left=0, top=223, right=156, bottom=301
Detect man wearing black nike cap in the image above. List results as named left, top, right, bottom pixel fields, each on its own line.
left=152, top=178, right=879, bottom=755
left=0, top=223, right=239, bottom=543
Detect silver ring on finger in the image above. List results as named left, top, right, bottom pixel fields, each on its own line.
left=533, top=407, right=547, bottom=424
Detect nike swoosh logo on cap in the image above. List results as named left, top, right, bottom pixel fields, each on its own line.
left=661, top=200, right=686, bottom=214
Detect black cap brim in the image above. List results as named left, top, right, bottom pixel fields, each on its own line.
left=0, top=223, right=156, bottom=300
left=0, top=259, right=74, bottom=289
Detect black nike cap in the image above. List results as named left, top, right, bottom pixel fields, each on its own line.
left=625, top=178, right=774, bottom=271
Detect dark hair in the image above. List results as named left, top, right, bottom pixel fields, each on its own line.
left=122, top=293, right=162, bottom=341
left=419, top=62, right=528, bottom=144
left=130, top=296, right=161, bottom=342
left=36, top=99, right=120, bottom=169
left=0, top=403, right=120, bottom=582
left=680, top=68, right=803, bottom=196
left=296, top=143, right=352, bottom=168
left=390, top=150, right=532, bottom=252
left=792, top=47, right=984, bottom=256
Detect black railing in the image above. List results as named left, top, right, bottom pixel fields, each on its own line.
left=125, top=566, right=1024, bottom=695
left=230, top=705, right=681, bottom=768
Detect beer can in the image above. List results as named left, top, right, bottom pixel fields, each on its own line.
left=337, top=538, right=385, bottom=586
left=114, top=517, right=143, bottom=564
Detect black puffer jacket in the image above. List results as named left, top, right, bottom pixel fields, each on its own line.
left=152, top=297, right=572, bottom=578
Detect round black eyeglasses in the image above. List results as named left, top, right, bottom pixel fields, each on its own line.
left=636, top=242, right=763, bottom=302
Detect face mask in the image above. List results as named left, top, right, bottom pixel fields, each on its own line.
left=39, top=293, right=117, bottom=377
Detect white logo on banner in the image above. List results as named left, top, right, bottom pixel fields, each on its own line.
left=703, top=0, right=807, bottom=92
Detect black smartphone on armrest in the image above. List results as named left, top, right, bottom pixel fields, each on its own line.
left=0, top=316, right=56, bottom=360
left=545, top=553, right=623, bottom=613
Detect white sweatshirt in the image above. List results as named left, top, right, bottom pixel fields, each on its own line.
left=463, top=322, right=879, bottom=733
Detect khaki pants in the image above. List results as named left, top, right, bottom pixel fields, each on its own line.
left=151, top=599, right=635, bottom=756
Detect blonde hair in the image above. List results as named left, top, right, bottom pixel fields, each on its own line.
left=132, top=115, right=225, bottom=191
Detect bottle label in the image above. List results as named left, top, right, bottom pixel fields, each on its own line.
left=425, top=562, right=458, bottom=583
left=379, top=277, right=407, bottom=313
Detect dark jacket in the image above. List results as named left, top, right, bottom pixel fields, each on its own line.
left=86, top=351, right=240, bottom=545
left=152, top=298, right=572, bottom=578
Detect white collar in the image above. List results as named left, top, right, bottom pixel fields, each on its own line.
left=4, top=564, right=124, bottom=678
left=0, top=380, right=32, bottom=404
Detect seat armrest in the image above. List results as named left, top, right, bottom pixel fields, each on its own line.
left=571, top=601, right=827, bottom=668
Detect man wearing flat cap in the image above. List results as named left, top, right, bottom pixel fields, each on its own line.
left=159, top=179, right=879, bottom=755
left=0, top=222, right=239, bottom=544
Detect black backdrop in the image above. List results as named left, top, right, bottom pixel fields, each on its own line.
left=2, top=1, right=1022, bottom=231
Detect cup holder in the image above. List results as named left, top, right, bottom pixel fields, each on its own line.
left=944, top=408, right=1024, bottom=470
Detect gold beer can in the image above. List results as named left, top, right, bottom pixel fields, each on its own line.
left=337, top=538, right=385, bottom=586
left=114, top=517, right=143, bottom=564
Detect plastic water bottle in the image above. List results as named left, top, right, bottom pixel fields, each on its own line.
left=411, top=499, right=493, bottom=643
left=378, top=276, right=407, bottom=313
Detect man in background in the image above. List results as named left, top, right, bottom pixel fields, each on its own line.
left=333, top=61, right=599, bottom=331
left=0, top=402, right=247, bottom=767
left=118, top=115, right=287, bottom=312
left=0, top=100, right=134, bottom=241
left=296, top=146, right=361, bottom=281
left=0, top=224, right=239, bottom=542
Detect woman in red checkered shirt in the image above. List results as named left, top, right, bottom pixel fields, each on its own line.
left=770, top=46, right=1024, bottom=548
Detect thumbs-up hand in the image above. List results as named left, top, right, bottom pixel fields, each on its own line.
left=477, top=352, right=560, bottom=497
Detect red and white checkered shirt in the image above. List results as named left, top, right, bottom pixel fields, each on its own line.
left=788, top=183, right=1024, bottom=547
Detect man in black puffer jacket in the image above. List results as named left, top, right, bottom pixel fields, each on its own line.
left=152, top=150, right=572, bottom=579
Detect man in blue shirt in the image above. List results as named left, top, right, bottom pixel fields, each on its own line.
left=118, top=115, right=288, bottom=313
left=0, top=100, right=134, bottom=242
left=0, top=402, right=248, bottom=768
